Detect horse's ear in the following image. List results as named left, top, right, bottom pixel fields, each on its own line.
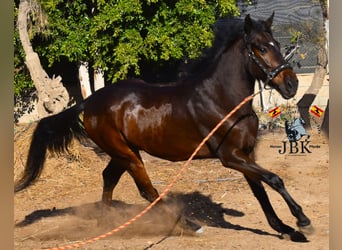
left=244, top=14, right=253, bottom=35
left=265, top=12, right=275, bottom=28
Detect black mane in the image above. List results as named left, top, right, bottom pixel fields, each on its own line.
left=178, top=17, right=245, bottom=82
left=178, top=16, right=272, bottom=82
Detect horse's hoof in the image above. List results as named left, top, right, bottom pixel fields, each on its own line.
left=299, top=224, right=315, bottom=235
left=195, top=226, right=205, bottom=234
left=180, top=218, right=203, bottom=233
left=280, top=233, right=291, bottom=241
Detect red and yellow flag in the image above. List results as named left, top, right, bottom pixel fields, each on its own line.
left=269, top=107, right=281, bottom=118
left=310, top=105, right=324, bottom=118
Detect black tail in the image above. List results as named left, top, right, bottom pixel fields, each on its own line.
left=14, top=102, right=88, bottom=192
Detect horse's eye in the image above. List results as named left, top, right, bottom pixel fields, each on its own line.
left=259, top=47, right=267, bottom=54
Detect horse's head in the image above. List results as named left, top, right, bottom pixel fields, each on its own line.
left=244, top=13, right=298, bottom=99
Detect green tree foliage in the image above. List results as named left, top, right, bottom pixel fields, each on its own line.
left=15, top=0, right=244, bottom=95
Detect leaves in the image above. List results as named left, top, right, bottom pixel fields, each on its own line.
left=16, top=0, right=242, bottom=85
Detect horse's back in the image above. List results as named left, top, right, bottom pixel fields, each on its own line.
left=82, top=80, right=211, bottom=160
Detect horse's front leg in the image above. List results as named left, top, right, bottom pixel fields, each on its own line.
left=256, top=166, right=312, bottom=231
left=244, top=174, right=310, bottom=241
left=219, top=148, right=312, bottom=241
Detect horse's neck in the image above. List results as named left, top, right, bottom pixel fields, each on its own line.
left=202, top=39, right=255, bottom=102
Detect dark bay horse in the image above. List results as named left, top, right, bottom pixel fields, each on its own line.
left=15, top=13, right=312, bottom=241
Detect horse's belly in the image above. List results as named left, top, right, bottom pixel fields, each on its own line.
left=133, top=130, right=213, bottom=161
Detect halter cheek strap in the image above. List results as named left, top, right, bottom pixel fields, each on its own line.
left=246, top=43, right=292, bottom=87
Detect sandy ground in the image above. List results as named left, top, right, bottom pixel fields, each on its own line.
left=14, top=122, right=329, bottom=250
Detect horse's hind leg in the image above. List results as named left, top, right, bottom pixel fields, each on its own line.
left=126, top=153, right=203, bottom=232
left=98, top=153, right=162, bottom=225
left=117, top=149, right=203, bottom=232
left=125, top=151, right=161, bottom=203
left=101, top=153, right=159, bottom=205
left=102, top=158, right=127, bottom=206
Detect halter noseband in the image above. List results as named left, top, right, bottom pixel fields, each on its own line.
left=245, top=40, right=292, bottom=87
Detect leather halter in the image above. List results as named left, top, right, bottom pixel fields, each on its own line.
left=245, top=38, right=292, bottom=87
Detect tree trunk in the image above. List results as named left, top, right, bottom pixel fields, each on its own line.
left=18, top=0, right=69, bottom=119
left=78, top=61, right=92, bottom=99
left=78, top=64, right=104, bottom=99
left=94, top=68, right=105, bottom=92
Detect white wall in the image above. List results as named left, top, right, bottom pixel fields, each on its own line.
left=252, top=73, right=329, bottom=112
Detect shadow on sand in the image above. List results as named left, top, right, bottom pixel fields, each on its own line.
left=15, top=191, right=279, bottom=241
